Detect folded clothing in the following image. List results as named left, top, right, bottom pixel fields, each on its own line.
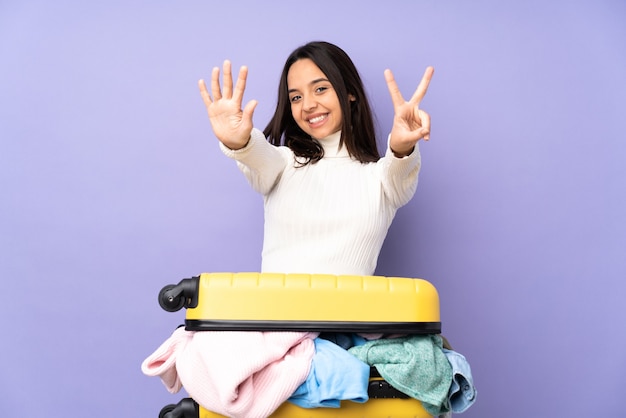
left=443, top=348, right=477, bottom=413
left=288, top=338, right=370, bottom=408
left=142, top=328, right=317, bottom=418
left=348, top=334, right=453, bottom=416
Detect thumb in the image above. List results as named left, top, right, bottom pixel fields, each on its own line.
left=242, top=99, right=258, bottom=122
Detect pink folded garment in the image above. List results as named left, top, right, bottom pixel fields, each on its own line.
left=141, top=326, right=192, bottom=393
left=142, top=329, right=318, bottom=418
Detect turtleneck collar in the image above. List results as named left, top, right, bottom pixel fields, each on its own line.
left=316, top=130, right=350, bottom=158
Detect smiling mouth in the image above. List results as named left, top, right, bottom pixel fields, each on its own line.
left=307, top=114, right=328, bottom=124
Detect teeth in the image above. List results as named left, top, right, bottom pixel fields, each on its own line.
left=308, top=115, right=327, bottom=124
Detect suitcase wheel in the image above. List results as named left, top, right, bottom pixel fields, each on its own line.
left=158, top=277, right=200, bottom=312
left=159, top=398, right=198, bottom=418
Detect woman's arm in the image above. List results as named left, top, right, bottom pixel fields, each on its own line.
left=220, top=127, right=290, bottom=196
left=376, top=66, right=433, bottom=207
left=378, top=140, right=422, bottom=209
left=199, top=61, right=288, bottom=195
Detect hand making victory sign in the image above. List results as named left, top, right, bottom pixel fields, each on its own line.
left=385, top=66, right=434, bottom=157
left=198, top=60, right=258, bottom=150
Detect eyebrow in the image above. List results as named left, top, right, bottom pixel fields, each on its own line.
left=288, top=77, right=330, bottom=93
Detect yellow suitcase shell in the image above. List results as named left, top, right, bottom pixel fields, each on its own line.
left=160, top=395, right=433, bottom=418
left=158, top=273, right=441, bottom=334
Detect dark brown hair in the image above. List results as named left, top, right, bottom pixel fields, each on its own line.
left=263, top=41, right=379, bottom=165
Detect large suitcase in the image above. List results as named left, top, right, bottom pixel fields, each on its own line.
left=156, top=272, right=443, bottom=418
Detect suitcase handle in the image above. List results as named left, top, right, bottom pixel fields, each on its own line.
left=368, top=379, right=410, bottom=399
left=158, top=276, right=200, bottom=312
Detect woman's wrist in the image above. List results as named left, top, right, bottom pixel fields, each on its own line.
left=390, top=145, right=415, bottom=158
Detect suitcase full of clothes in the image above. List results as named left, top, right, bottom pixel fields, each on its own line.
left=154, top=272, right=444, bottom=418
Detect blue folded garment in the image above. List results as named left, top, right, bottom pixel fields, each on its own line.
left=442, top=348, right=477, bottom=413
left=288, top=338, right=370, bottom=408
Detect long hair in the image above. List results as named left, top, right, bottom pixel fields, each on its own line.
left=263, top=41, right=380, bottom=165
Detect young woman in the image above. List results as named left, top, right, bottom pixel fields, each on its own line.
left=199, top=41, right=434, bottom=276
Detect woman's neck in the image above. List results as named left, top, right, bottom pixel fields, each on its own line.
left=317, top=130, right=349, bottom=158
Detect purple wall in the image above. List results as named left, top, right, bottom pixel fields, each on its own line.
left=2, top=0, right=625, bottom=416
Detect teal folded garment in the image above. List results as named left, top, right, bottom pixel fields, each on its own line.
left=348, top=335, right=452, bottom=416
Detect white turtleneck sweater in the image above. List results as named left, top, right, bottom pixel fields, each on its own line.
left=220, top=128, right=421, bottom=276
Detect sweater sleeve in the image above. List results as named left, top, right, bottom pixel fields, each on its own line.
left=219, top=128, right=290, bottom=196
left=377, top=136, right=422, bottom=209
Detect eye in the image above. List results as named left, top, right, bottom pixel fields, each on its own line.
left=289, top=94, right=301, bottom=103
left=315, top=86, right=329, bottom=94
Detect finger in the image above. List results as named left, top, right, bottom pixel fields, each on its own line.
left=222, top=60, right=233, bottom=99
left=233, top=65, right=249, bottom=105
left=384, top=69, right=406, bottom=108
left=409, top=66, right=434, bottom=105
left=419, top=109, right=431, bottom=140
left=211, top=66, right=222, bottom=100
left=198, top=79, right=212, bottom=107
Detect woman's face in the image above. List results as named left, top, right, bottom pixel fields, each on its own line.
left=287, top=58, right=343, bottom=140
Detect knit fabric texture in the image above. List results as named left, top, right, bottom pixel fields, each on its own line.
left=142, top=327, right=317, bottom=418
left=220, top=128, right=421, bottom=276
left=348, top=334, right=453, bottom=415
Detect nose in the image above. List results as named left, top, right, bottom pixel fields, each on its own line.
left=302, top=94, right=317, bottom=111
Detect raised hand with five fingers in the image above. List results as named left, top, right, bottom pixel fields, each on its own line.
left=198, top=60, right=258, bottom=150
left=385, top=66, right=434, bottom=157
